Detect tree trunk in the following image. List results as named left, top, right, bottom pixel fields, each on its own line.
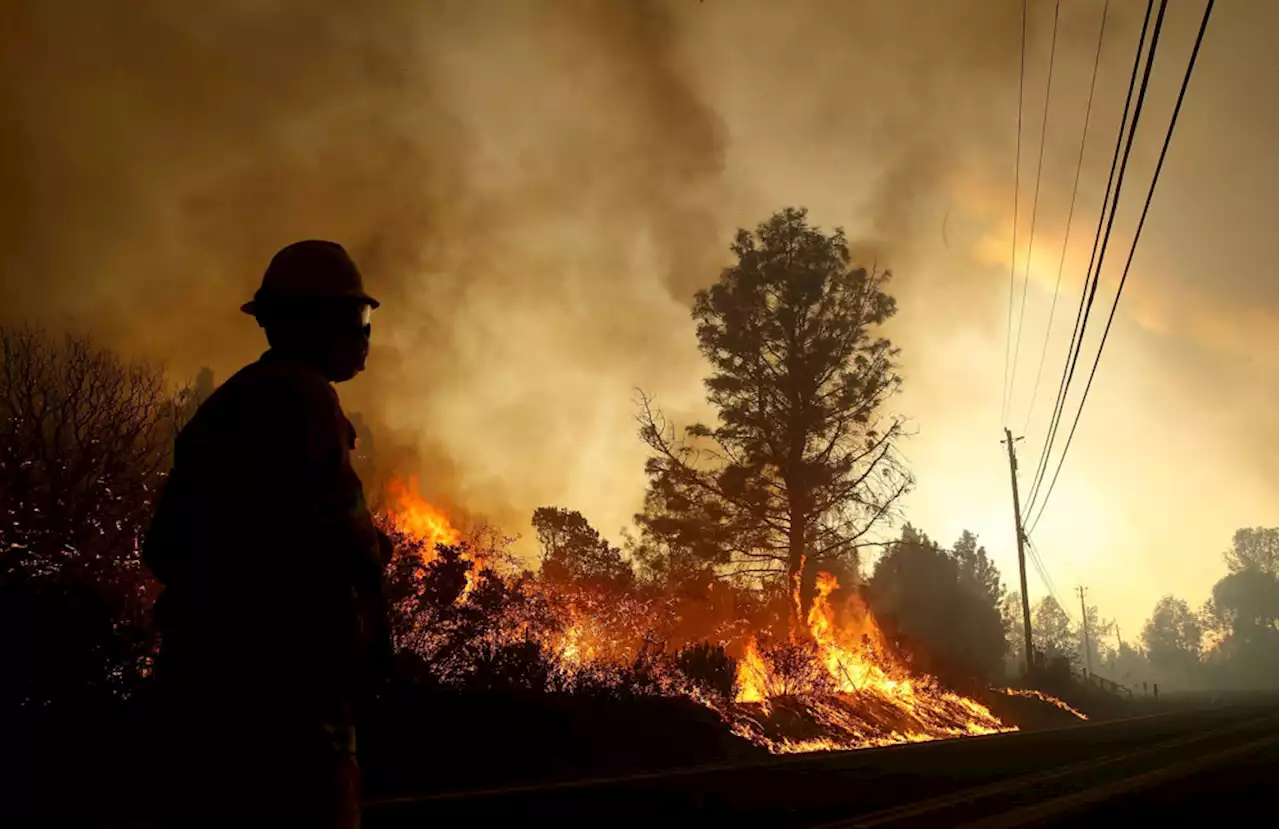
left=786, top=447, right=810, bottom=638
left=785, top=409, right=811, bottom=639
left=787, top=511, right=806, bottom=639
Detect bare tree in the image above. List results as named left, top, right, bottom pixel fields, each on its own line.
left=0, top=324, right=182, bottom=579
left=0, top=325, right=192, bottom=705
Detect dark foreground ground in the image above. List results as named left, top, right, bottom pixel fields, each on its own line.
left=365, top=696, right=1278, bottom=828
left=10, top=688, right=1274, bottom=827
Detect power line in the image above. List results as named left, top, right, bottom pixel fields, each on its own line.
left=1026, top=535, right=1071, bottom=622
left=1018, top=0, right=1162, bottom=514
left=1077, top=585, right=1093, bottom=674
left=1028, top=546, right=1054, bottom=598
left=1029, top=0, right=1216, bottom=533
left=1026, top=545, right=1067, bottom=629
left=1001, top=0, right=1029, bottom=426
left=1022, top=0, right=1111, bottom=436
left=1026, top=0, right=1155, bottom=511
left=1008, top=0, right=1061, bottom=432
left=1028, top=539, right=1060, bottom=603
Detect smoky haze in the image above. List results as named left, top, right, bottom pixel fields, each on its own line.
left=2, top=0, right=1274, bottom=633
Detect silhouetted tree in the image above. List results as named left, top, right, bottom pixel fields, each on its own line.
left=0, top=325, right=184, bottom=704
left=952, top=530, right=1004, bottom=609
left=1, top=325, right=178, bottom=575
left=1208, top=569, right=1278, bottom=632
left=532, top=507, right=634, bottom=591
left=1001, top=591, right=1026, bottom=677
left=637, top=208, right=911, bottom=629
left=626, top=526, right=706, bottom=589
left=1222, top=526, right=1278, bottom=577
left=1031, top=597, right=1076, bottom=665
left=162, top=366, right=213, bottom=454
left=1077, top=603, right=1112, bottom=674
left=623, top=528, right=768, bottom=650
left=1105, top=640, right=1151, bottom=688
left=868, top=526, right=1007, bottom=685
left=1141, top=595, right=1202, bottom=687
left=175, top=366, right=214, bottom=418
left=674, top=642, right=737, bottom=702
left=1200, top=526, right=1278, bottom=689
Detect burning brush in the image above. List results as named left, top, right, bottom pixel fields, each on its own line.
left=379, top=481, right=1025, bottom=754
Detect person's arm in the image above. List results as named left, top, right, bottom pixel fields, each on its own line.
left=365, top=527, right=397, bottom=681
left=300, top=389, right=397, bottom=688
left=281, top=378, right=383, bottom=582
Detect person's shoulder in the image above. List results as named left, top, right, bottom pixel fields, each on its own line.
left=222, top=353, right=338, bottom=409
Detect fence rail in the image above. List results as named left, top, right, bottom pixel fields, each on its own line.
left=1080, top=669, right=1134, bottom=699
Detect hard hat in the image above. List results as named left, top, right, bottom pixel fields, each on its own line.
left=240, top=240, right=379, bottom=317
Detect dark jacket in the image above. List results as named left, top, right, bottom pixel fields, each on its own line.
left=144, top=350, right=391, bottom=715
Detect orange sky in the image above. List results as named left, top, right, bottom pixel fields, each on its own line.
left=2, top=0, right=1274, bottom=641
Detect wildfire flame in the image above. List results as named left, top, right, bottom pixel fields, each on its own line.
left=383, top=476, right=495, bottom=601
left=730, top=571, right=1013, bottom=751
left=385, top=476, right=461, bottom=553
left=377, top=482, right=1020, bottom=755
left=805, top=571, right=916, bottom=697
left=1000, top=687, right=1088, bottom=720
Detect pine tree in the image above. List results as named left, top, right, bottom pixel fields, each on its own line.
left=637, top=208, right=910, bottom=629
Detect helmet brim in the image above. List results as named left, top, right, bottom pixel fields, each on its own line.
left=241, top=293, right=380, bottom=317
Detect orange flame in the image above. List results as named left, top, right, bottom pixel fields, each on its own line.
left=383, top=476, right=490, bottom=600
left=731, top=571, right=1012, bottom=748
left=557, top=621, right=595, bottom=666
left=385, top=476, right=461, bottom=553
left=735, top=638, right=770, bottom=704
left=1001, top=687, right=1088, bottom=720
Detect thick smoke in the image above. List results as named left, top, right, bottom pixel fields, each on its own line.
left=1, top=0, right=732, bottom=535
left=3, top=0, right=1274, bottom=607
left=0, top=0, right=1141, bottom=544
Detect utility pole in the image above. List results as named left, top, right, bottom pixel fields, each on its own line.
left=1113, top=622, right=1122, bottom=651
left=1077, top=585, right=1092, bottom=675
left=1003, top=428, right=1034, bottom=676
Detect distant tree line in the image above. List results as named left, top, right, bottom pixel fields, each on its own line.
left=989, top=527, right=1277, bottom=693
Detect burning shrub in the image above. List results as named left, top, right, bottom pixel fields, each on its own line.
left=675, top=642, right=737, bottom=703
left=563, top=642, right=669, bottom=700
left=380, top=523, right=559, bottom=689
left=756, top=639, right=836, bottom=697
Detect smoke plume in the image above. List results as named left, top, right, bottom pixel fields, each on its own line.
left=3, top=0, right=1274, bottom=617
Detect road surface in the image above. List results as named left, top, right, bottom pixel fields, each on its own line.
left=365, top=701, right=1277, bottom=828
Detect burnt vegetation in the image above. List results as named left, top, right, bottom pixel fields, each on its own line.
left=2, top=211, right=1276, bottom=822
